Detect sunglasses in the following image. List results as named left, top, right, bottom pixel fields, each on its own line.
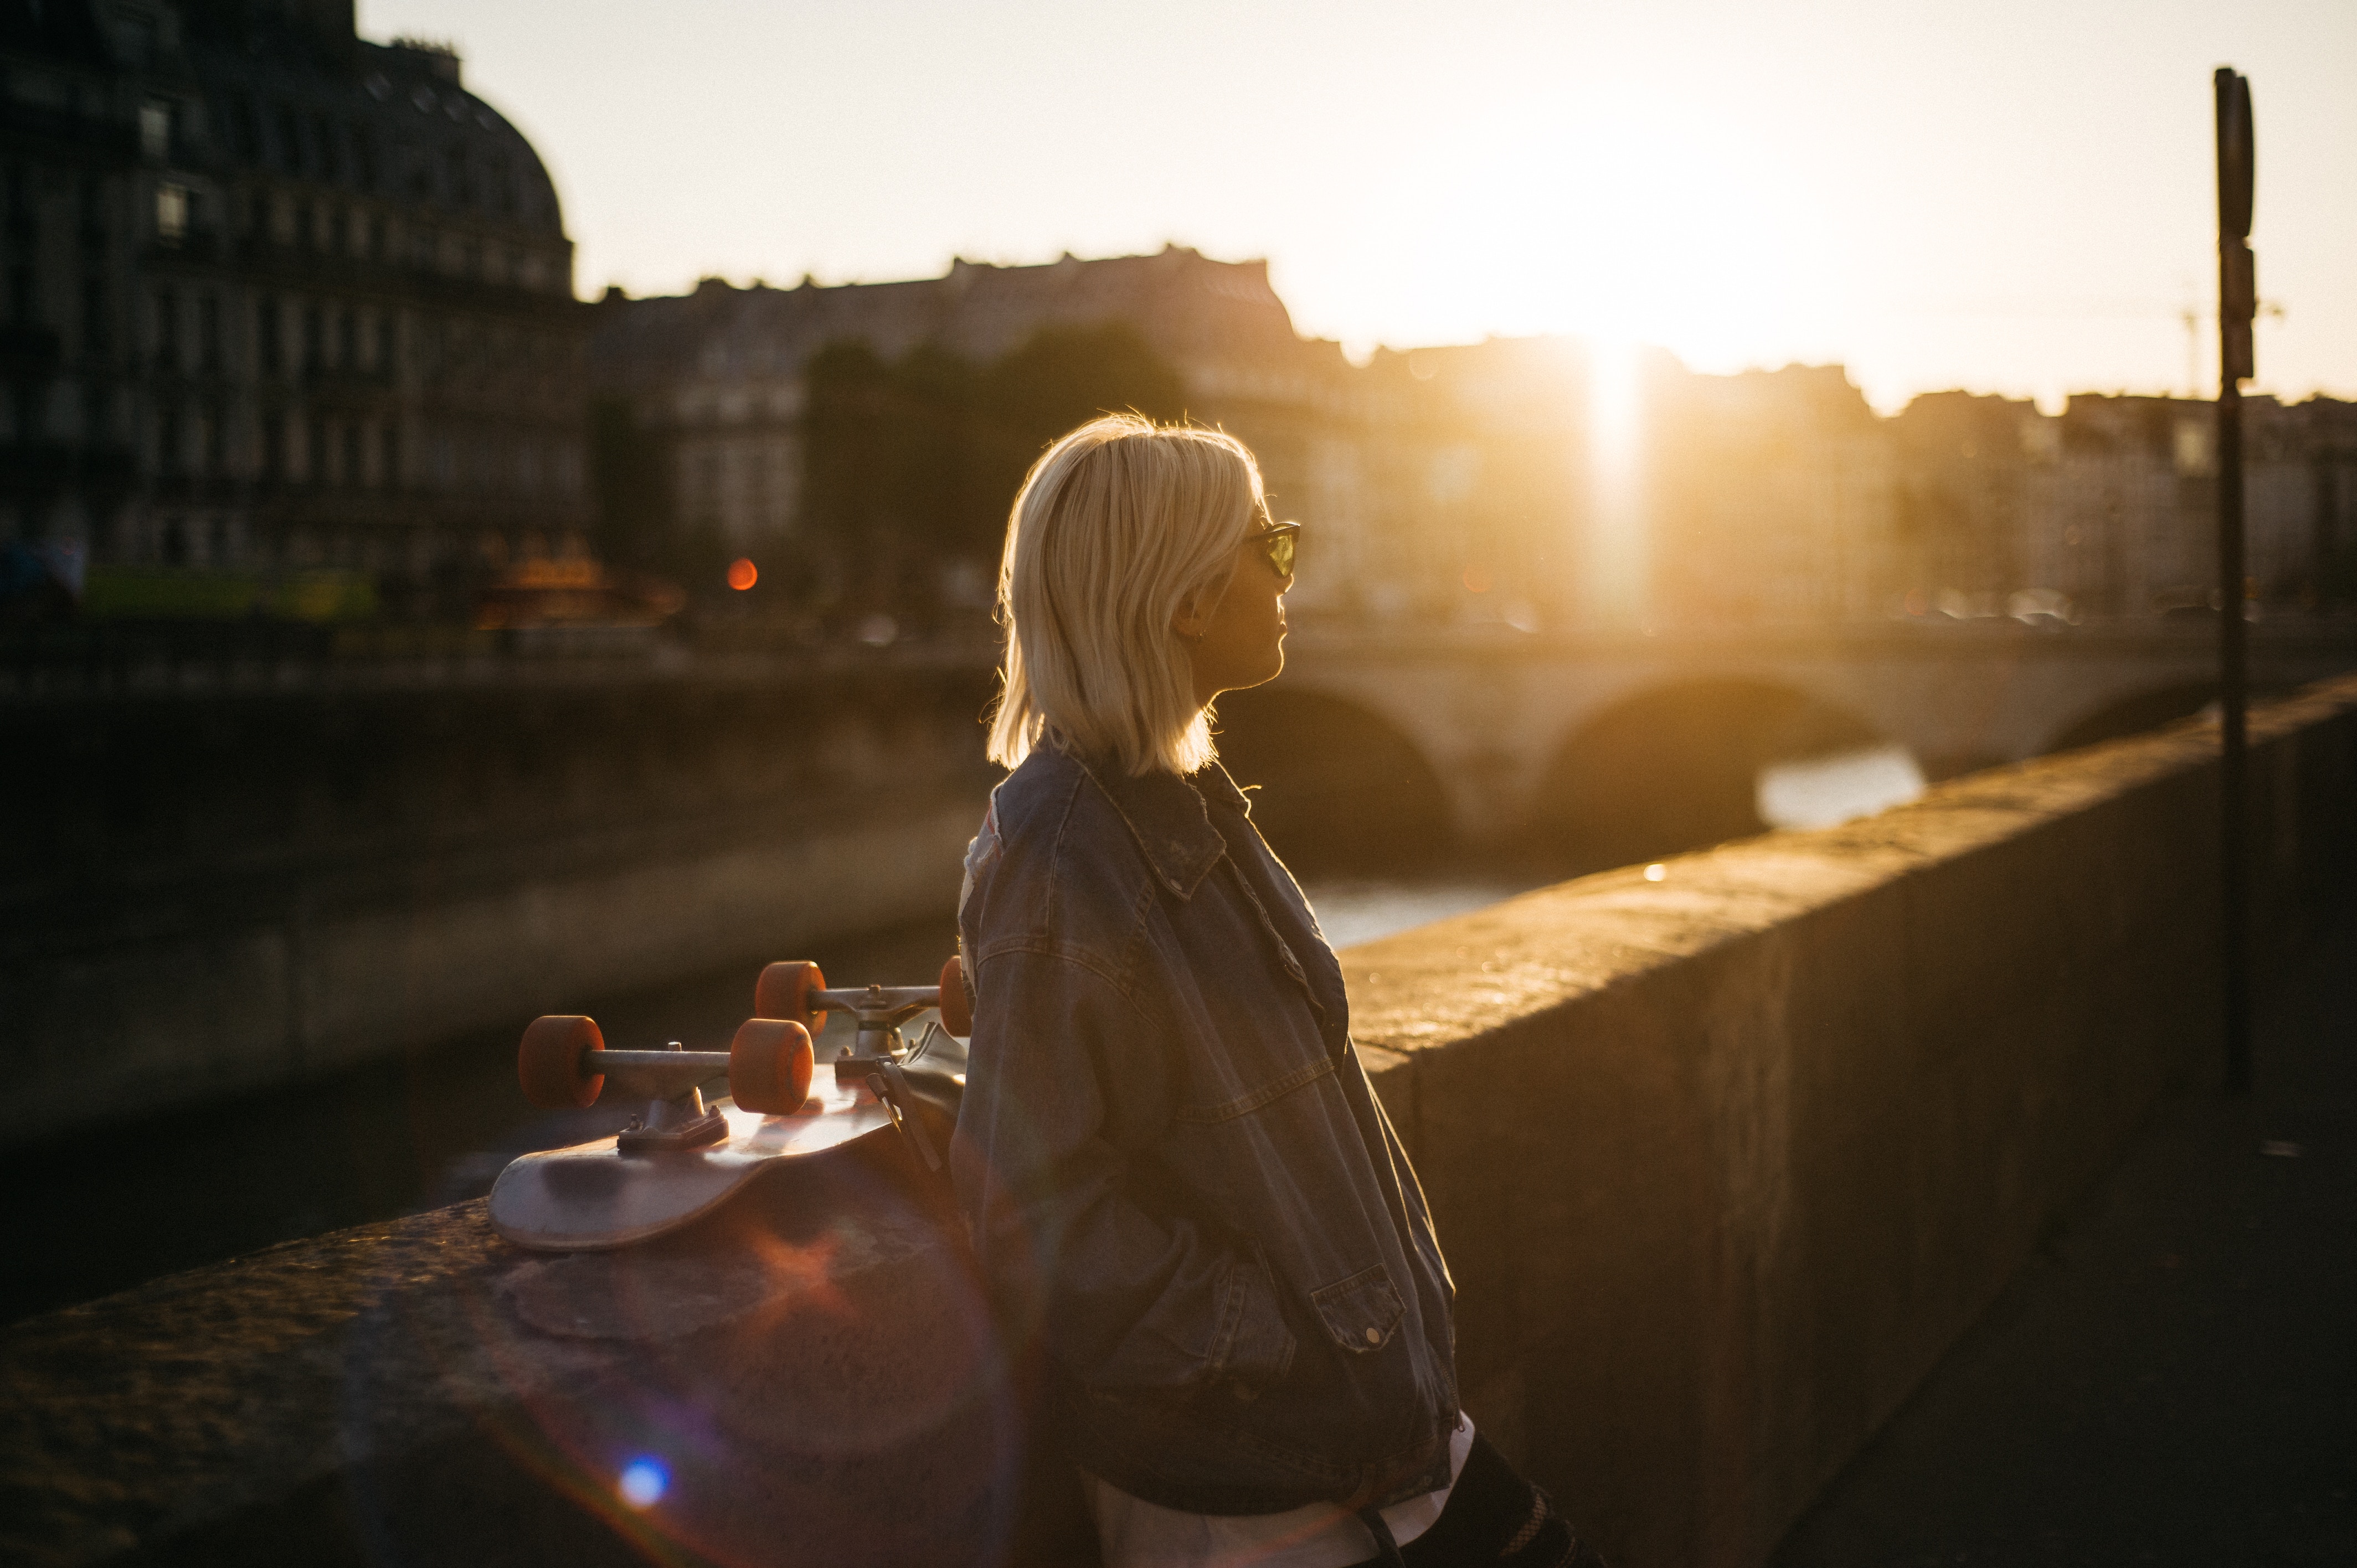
left=1250, top=522, right=1301, bottom=581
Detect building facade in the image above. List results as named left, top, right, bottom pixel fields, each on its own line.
left=591, top=249, right=2356, bottom=635
left=1, top=0, right=586, bottom=608
left=588, top=245, right=1378, bottom=614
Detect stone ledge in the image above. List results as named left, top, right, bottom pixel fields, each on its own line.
left=8, top=673, right=2354, bottom=1568
left=1, top=1154, right=1038, bottom=1568
left=1345, top=672, right=2357, bottom=1566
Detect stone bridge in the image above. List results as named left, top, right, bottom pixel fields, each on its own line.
left=1254, top=621, right=2357, bottom=847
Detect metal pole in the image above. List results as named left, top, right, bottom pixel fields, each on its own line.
left=2215, top=67, right=2253, bottom=1095
left=2217, top=344, right=2249, bottom=1093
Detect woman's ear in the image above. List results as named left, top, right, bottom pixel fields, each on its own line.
left=1171, top=579, right=1212, bottom=642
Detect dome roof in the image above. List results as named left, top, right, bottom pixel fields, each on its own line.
left=179, top=26, right=565, bottom=238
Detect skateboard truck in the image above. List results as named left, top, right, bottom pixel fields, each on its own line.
left=817, top=983, right=942, bottom=1171
left=756, top=960, right=970, bottom=1174
left=615, top=1042, right=729, bottom=1152
left=517, top=1014, right=817, bottom=1147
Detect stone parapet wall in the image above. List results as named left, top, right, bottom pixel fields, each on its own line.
left=1342, top=670, right=2357, bottom=1565
left=4, top=674, right=2353, bottom=1566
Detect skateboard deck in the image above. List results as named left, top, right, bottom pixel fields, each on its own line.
left=491, top=1075, right=896, bottom=1251
left=490, top=957, right=969, bottom=1252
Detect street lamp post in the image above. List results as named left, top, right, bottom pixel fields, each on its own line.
left=2214, top=66, right=2255, bottom=1095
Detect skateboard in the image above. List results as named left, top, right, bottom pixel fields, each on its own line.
left=488, top=955, right=974, bottom=1251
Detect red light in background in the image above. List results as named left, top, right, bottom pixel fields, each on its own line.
left=727, top=558, right=758, bottom=591
left=1461, top=564, right=1493, bottom=594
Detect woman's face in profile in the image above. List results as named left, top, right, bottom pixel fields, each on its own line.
left=1185, top=527, right=1293, bottom=706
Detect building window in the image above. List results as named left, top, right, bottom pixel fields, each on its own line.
left=204, top=404, right=225, bottom=474
left=225, top=92, right=258, bottom=159
left=313, top=112, right=341, bottom=182
left=306, top=415, right=326, bottom=483
left=5, top=162, right=31, bottom=235
left=13, top=381, right=45, bottom=440
left=275, top=104, right=303, bottom=173
left=198, top=295, right=220, bottom=372
left=139, top=101, right=172, bottom=161
left=344, top=422, right=363, bottom=487
left=336, top=310, right=357, bottom=369
left=77, top=176, right=104, bottom=250
left=375, top=314, right=396, bottom=376
left=381, top=424, right=400, bottom=490
left=263, top=411, right=285, bottom=479
left=153, top=291, right=178, bottom=370
left=80, top=278, right=106, bottom=355
left=158, top=401, right=182, bottom=474
left=301, top=305, right=322, bottom=373
left=256, top=296, right=280, bottom=373
left=155, top=183, right=190, bottom=243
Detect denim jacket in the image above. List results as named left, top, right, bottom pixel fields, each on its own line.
left=950, top=743, right=1459, bottom=1515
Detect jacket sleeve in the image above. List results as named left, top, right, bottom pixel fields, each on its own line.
left=950, top=943, right=1296, bottom=1396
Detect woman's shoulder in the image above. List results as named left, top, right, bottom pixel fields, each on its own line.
left=992, top=744, right=1088, bottom=827
left=978, top=747, right=1147, bottom=904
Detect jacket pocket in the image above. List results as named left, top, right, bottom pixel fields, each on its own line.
left=1309, top=1263, right=1406, bottom=1354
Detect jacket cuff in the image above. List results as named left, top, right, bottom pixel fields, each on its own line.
left=1212, top=1250, right=1296, bottom=1388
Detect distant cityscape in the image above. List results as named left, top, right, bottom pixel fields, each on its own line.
left=4, top=1, right=2353, bottom=633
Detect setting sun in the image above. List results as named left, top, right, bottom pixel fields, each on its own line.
left=1359, top=95, right=1826, bottom=374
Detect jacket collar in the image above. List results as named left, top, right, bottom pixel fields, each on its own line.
left=1063, top=747, right=1247, bottom=898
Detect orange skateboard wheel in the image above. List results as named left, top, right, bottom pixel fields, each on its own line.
left=938, top=954, right=972, bottom=1036
left=754, top=960, right=827, bottom=1035
left=729, top=1018, right=814, bottom=1115
left=519, top=1015, right=604, bottom=1109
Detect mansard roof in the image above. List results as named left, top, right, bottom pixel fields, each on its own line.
left=589, top=244, right=1311, bottom=390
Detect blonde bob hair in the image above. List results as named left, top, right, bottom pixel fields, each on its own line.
left=987, top=414, right=1265, bottom=777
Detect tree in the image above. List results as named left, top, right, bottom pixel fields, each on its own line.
left=959, top=323, right=1189, bottom=555
left=589, top=395, right=673, bottom=571
left=799, top=322, right=1190, bottom=594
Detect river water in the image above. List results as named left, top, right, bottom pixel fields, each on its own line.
left=1, top=749, right=1922, bottom=1322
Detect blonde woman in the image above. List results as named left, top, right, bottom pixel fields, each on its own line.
left=953, top=416, right=1601, bottom=1568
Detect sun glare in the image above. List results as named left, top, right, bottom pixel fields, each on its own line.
left=1356, top=93, right=1830, bottom=372
left=1584, top=336, right=1646, bottom=625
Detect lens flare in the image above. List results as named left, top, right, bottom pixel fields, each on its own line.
left=1583, top=338, right=1647, bottom=625
left=618, top=1456, right=668, bottom=1509
left=726, top=558, right=757, bottom=591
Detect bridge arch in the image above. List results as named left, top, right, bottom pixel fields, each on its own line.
left=1529, top=678, right=1890, bottom=869
left=1210, top=687, right=1455, bottom=873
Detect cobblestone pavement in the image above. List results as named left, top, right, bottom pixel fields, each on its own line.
left=1771, top=914, right=2357, bottom=1568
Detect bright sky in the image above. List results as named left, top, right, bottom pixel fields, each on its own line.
left=360, top=0, right=2353, bottom=413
